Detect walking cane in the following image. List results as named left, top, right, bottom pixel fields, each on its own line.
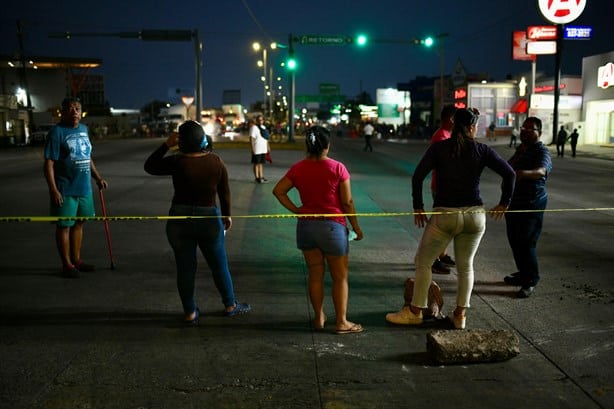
left=99, top=189, right=116, bottom=269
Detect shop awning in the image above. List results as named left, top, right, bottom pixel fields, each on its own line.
left=510, top=98, right=528, bottom=113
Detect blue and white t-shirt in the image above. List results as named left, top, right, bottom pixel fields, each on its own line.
left=44, top=123, right=93, bottom=196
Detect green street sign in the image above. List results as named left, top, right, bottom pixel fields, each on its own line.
left=297, top=35, right=351, bottom=45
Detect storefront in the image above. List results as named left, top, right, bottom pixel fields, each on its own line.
left=455, top=82, right=517, bottom=138
left=582, top=51, right=614, bottom=145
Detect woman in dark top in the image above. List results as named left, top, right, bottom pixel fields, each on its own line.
left=386, top=108, right=515, bottom=329
left=144, top=121, right=250, bottom=324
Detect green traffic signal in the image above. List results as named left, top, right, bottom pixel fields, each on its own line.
left=355, top=34, right=368, bottom=47
left=423, top=36, right=434, bottom=47
left=286, top=57, right=297, bottom=70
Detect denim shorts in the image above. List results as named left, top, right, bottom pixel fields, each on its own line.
left=50, top=194, right=95, bottom=227
left=296, top=219, right=348, bottom=256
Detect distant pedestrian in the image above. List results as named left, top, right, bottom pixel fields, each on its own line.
left=556, top=125, right=568, bottom=157
left=43, top=97, right=108, bottom=278
left=273, top=126, right=364, bottom=334
left=250, top=115, right=270, bottom=183
left=503, top=117, right=552, bottom=298
left=569, top=128, right=579, bottom=157
left=509, top=127, right=519, bottom=148
left=385, top=108, right=515, bottom=329
left=488, top=121, right=496, bottom=141
left=363, top=121, right=374, bottom=152
left=144, top=121, right=251, bottom=324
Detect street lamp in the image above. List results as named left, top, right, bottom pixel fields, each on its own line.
left=252, top=41, right=278, bottom=121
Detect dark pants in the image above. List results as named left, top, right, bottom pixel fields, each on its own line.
left=556, top=142, right=565, bottom=157
left=571, top=143, right=577, bottom=157
left=363, top=135, right=373, bottom=152
left=166, top=205, right=236, bottom=314
left=505, top=197, right=547, bottom=287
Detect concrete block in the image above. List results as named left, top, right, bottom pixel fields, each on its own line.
left=427, top=329, right=520, bottom=364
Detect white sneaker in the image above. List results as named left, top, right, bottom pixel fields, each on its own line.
left=385, top=306, right=423, bottom=325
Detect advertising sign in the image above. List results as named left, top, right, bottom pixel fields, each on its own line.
left=527, top=26, right=557, bottom=40
left=597, top=62, right=614, bottom=89
left=527, top=40, right=557, bottom=55
left=537, top=0, right=586, bottom=24
left=512, top=31, right=536, bottom=61
left=564, top=26, right=593, bottom=39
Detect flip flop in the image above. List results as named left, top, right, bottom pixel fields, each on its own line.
left=335, top=324, right=364, bottom=335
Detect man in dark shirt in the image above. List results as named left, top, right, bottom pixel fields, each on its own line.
left=504, top=117, right=552, bottom=298
left=556, top=125, right=568, bottom=157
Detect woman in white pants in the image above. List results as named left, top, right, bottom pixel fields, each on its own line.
left=386, top=108, right=515, bottom=329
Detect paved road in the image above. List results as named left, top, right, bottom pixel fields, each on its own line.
left=1, top=136, right=613, bottom=408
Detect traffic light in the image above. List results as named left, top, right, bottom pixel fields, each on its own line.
left=286, top=57, right=297, bottom=71
left=355, top=34, right=368, bottom=47
left=423, top=36, right=434, bottom=47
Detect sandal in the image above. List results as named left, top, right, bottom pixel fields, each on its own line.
left=335, top=323, right=364, bottom=335
left=224, top=301, right=251, bottom=317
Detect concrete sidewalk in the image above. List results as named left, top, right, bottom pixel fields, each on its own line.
left=0, top=136, right=612, bottom=408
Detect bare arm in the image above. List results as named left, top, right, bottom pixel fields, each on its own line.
left=43, top=159, right=63, bottom=206
left=272, top=176, right=301, bottom=214
left=516, top=167, right=547, bottom=181
left=339, top=179, right=363, bottom=240
left=90, top=158, right=108, bottom=190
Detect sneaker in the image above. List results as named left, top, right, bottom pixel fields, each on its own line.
left=504, top=275, right=524, bottom=286
left=450, top=311, right=466, bottom=329
left=385, top=306, right=423, bottom=325
left=61, top=266, right=80, bottom=279
left=432, top=259, right=451, bottom=274
left=517, top=286, right=535, bottom=298
left=439, top=254, right=456, bottom=267
left=74, top=260, right=95, bottom=272
left=225, top=301, right=251, bottom=317
left=260, top=178, right=269, bottom=184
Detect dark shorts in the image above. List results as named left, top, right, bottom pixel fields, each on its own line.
left=251, top=154, right=266, bottom=164
left=296, top=219, right=349, bottom=256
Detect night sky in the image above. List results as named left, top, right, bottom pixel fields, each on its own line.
left=1, top=0, right=610, bottom=110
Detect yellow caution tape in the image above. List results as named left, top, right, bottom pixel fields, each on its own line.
left=1, top=208, right=613, bottom=223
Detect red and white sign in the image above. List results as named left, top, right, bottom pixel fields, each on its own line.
left=538, top=0, right=587, bottom=24
left=512, top=31, right=536, bottom=61
left=527, top=40, right=557, bottom=55
left=527, top=25, right=557, bottom=40
left=597, top=62, right=614, bottom=89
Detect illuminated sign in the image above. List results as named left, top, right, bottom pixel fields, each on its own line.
left=527, top=25, right=557, bottom=40
left=527, top=40, right=557, bottom=55
left=454, top=88, right=467, bottom=99
left=512, top=31, right=536, bottom=61
left=538, top=0, right=586, bottom=25
left=597, top=62, right=614, bottom=89
left=564, top=26, right=593, bottom=39
left=534, top=84, right=567, bottom=93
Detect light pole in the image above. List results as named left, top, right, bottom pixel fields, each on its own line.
left=252, top=42, right=278, bottom=122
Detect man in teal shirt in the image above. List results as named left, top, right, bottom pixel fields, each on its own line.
left=43, top=97, right=108, bottom=278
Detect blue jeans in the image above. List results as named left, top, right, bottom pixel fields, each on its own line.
left=505, top=197, right=547, bottom=286
left=166, top=205, right=235, bottom=314
left=413, top=206, right=486, bottom=309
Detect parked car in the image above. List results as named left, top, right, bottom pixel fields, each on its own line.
left=29, top=124, right=55, bottom=145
